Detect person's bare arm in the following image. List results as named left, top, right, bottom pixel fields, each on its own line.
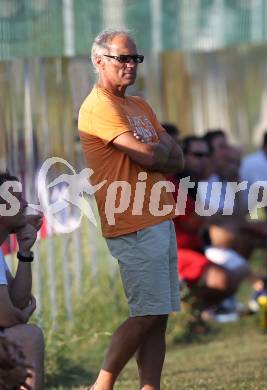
left=0, top=286, right=36, bottom=327
left=9, top=262, right=32, bottom=310
left=155, top=132, right=184, bottom=174
left=112, top=131, right=171, bottom=169
left=9, top=216, right=42, bottom=309
left=121, top=130, right=184, bottom=174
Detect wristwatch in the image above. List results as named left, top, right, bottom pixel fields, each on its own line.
left=17, top=251, right=34, bottom=263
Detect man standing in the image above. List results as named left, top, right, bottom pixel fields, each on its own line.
left=78, top=29, right=183, bottom=390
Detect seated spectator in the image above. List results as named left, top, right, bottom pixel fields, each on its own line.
left=0, top=172, right=44, bottom=389
left=240, top=130, right=267, bottom=217
left=189, top=131, right=267, bottom=315
left=240, top=130, right=267, bottom=190
left=166, top=135, right=249, bottom=315
left=202, top=130, right=267, bottom=264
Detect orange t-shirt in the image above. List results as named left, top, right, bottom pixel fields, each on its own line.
left=78, top=86, right=175, bottom=238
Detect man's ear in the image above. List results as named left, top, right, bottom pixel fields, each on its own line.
left=95, top=55, right=104, bottom=71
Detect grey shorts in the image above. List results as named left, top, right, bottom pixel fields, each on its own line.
left=106, top=220, right=180, bottom=316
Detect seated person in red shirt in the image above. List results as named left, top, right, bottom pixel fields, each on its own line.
left=202, top=131, right=267, bottom=266
left=168, top=135, right=249, bottom=309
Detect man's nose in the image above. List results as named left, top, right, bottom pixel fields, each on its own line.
left=127, top=60, right=137, bottom=66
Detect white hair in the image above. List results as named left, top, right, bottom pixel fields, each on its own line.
left=91, top=28, right=136, bottom=72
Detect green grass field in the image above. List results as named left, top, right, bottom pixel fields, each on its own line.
left=45, top=315, right=267, bottom=390
left=33, top=231, right=267, bottom=389
left=117, top=319, right=267, bottom=390
left=41, top=272, right=267, bottom=389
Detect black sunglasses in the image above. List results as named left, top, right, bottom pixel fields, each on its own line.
left=104, top=54, right=144, bottom=64
left=188, top=151, right=210, bottom=158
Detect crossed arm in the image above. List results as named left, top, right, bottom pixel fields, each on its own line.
left=0, top=286, right=36, bottom=327
left=155, top=132, right=184, bottom=174
left=112, top=131, right=184, bottom=174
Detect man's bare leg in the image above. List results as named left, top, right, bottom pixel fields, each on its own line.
left=91, top=315, right=161, bottom=390
left=5, top=324, right=44, bottom=390
left=135, top=315, right=168, bottom=390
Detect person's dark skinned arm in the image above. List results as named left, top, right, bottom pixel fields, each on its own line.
left=9, top=215, right=42, bottom=309
left=0, top=287, right=36, bottom=327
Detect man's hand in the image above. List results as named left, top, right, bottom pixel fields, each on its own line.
left=133, top=130, right=144, bottom=143
left=113, top=131, right=170, bottom=169
left=132, top=130, right=183, bottom=174
left=16, top=224, right=38, bottom=257
left=21, top=296, right=37, bottom=323
left=133, top=131, right=154, bottom=144
left=16, top=212, right=43, bottom=256
left=131, top=130, right=172, bottom=167
left=26, top=214, right=43, bottom=232
left=157, top=132, right=184, bottom=174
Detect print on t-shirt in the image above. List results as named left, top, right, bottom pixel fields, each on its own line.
left=127, top=115, right=158, bottom=143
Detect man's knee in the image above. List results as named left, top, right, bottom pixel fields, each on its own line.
left=14, top=324, right=45, bottom=359
left=27, top=324, right=44, bottom=345
left=5, top=323, right=44, bottom=362
left=25, top=324, right=44, bottom=356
